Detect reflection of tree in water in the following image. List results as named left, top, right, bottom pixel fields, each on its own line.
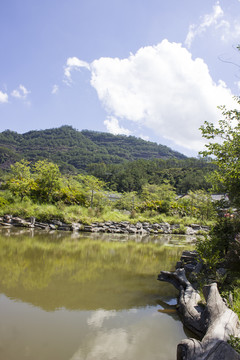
left=0, top=231, right=191, bottom=311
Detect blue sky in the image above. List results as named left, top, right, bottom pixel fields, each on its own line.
left=1, top=0, right=240, bottom=156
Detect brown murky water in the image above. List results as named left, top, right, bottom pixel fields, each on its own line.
left=0, top=228, right=193, bottom=360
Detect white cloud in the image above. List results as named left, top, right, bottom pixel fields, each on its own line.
left=0, top=90, right=8, bottom=103
left=64, top=40, right=237, bottom=153
left=51, top=84, right=59, bottom=94
left=219, top=20, right=240, bottom=42
left=89, top=40, right=236, bottom=152
left=185, top=2, right=224, bottom=48
left=185, top=2, right=240, bottom=47
left=104, top=116, right=131, bottom=136
left=64, top=56, right=90, bottom=84
left=11, top=84, right=30, bottom=99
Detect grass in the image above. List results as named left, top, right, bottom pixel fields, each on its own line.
left=0, top=198, right=215, bottom=227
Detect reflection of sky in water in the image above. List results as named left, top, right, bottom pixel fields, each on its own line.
left=71, top=307, right=184, bottom=360
left=0, top=295, right=186, bottom=360
left=0, top=230, right=193, bottom=360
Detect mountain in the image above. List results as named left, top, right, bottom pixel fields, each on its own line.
left=0, top=125, right=186, bottom=171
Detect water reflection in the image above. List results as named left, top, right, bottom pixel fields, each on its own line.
left=0, top=228, right=192, bottom=311
left=0, top=228, right=193, bottom=360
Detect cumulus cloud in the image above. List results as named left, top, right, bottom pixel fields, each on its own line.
left=64, top=56, right=90, bottom=84
left=11, top=84, right=30, bottom=99
left=185, top=2, right=224, bottom=48
left=0, top=90, right=8, bottom=103
left=185, top=2, right=240, bottom=47
left=104, top=116, right=131, bottom=136
left=64, top=40, right=237, bottom=153
left=51, top=84, right=59, bottom=94
left=89, top=40, right=236, bottom=152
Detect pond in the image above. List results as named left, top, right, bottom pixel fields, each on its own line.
left=0, top=228, right=194, bottom=360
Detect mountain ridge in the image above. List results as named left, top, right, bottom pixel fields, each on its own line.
left=0, top=125, right=186, bottom=171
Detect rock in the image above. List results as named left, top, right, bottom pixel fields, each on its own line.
left=186, top=226, right=196, bottom=235
left=191, top=224, right=201, bottom=230
left=49, top=224, right=56, bottom=230
left=3, top=214, right=12, bottom=223
left=50, top=220, right=63, bottom=226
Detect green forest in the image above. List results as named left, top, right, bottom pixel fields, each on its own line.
left=0, top=126, right=185, bottom=172
left=0, top=126, right=219, bottom=226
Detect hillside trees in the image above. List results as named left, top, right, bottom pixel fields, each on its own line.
left=88, top=158, right=213, bottom=194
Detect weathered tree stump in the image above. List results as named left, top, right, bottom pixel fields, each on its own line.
left=158, top=266, right=240, bottom=360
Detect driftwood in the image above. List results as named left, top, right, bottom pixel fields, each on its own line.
left=158, top=257, right=240, bottom=360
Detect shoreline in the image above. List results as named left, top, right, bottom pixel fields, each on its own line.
left=0, top=214, right=210, bottom=235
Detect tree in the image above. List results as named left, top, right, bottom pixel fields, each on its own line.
left=178, top=190, right=215, bottom=220
left=141, top=182, right=176, bottom=202
left=200, top=97, right=240, bottom=208
left=31, top=160, right=62, bottom=203
left=138, top=182, right=177, bottom=214
left=6, top=159, right=33, bottom=200
left=76, top=174, right=107, bottom=207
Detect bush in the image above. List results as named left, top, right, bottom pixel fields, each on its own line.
left=210, top=217, right=240, bottom=256
left=195, top=235, right=220, bottom=274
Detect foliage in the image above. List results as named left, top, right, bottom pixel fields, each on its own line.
left=210, top=217, right=240, bottom=256
left=75, top=174, right=107, bottom=208
left=228, top=335, right=240, bottom=354
left=0, top=126, right=185, bottom=172
left=137, top=183, right=176, bottom=215
left=31, top=160, right=62, bottom=203
left=2, top=157, right=217, bottom=222
left=172, top=224, right=186, bottom=234
left=0, top=196, right=9, bottom=207
left=178, top=190, right=216, bottom=220
left=195, top=235, right=220, bottom=274
left=200, top=97, right=240, bottom=207
left=88, top=157, right=214, bottom=194
left=6, top=159, right=33, bottom=200
left=114, top=191, right=139, bottom=211
left=5, top=160, right=91, bottom=205
left=141, top=182, right=176, bottom=202
left=0, top=126, right=215, bottom=195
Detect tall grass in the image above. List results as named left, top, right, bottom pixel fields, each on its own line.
left=0, top=199, right=214, bottom=226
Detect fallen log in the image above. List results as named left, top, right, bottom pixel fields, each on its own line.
left=158, top=266, right=240, bottom=360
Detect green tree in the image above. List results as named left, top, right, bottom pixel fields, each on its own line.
left=31, top=160, right=62, bottom=203
left=115, top=191, right=139, bottom=211
left=138, top=182, right=176, bottom=215
left=179, top=190, right=215, bottom=220
left=141, top=182, right=176, bottom=202
left=6, top=159, right=33, bottom=200
left=200, top=97, right=240, bottom=207
left=76, top=174, right=107, bottom=207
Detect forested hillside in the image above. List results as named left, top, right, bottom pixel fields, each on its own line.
left=0, top=126, right=185, bottom=172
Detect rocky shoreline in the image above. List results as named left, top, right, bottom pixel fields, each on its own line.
left=0, top=214, right=210, bottom=235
